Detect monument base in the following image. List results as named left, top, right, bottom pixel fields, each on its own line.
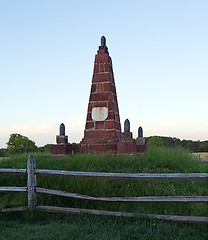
left=72, top=144, right=81, bottom=154
left=136, top=137, right=145, bottom=145
left=52, top=144, right=72, bottom=155
left=80, top=141, right=147, bottom=155
left=117, top=141, right=137, bottom=154
left=81, top=142, right=118, bottom=154
left=56, top=135, right=68, bottom=144
left=121, top=132, right=132, bottom=142
left=137, top=144, right=148, bottom=153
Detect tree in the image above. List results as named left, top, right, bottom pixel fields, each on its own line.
left=145, top=136, right=208, bottom=152
left=0, top=148, right=8, bottom=157
left=198, top=141, right=208, bottom=152
left=39, top=144, right=52, bottom=153
left=7, top=133, right=38, bottom=155
left=146, top=136, right=169, bottom=147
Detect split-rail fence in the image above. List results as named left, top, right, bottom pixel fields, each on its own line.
left=0, top=155, right=208, bottom=223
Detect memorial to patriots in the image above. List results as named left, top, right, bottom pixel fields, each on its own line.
left=52, top=37, right=147, bottom=155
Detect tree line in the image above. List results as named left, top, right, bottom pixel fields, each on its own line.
left=146, top=136, right=208, bottom=152
left=0, top=133, right=207, bottom=157
left=0, top=134, right=52, bottom=157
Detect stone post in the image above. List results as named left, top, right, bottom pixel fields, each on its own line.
left=136, top=126, right=147, bottom=153
left=121, top=119, right=132, bottom=141
left=136, top=126, right=145, bottom=145
left=56, top=123, right=68, bottom=144
left=118, top=119, right=136, bottom=154
left=52, top=123, right=72, bottom=155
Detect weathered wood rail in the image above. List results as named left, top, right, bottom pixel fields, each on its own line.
left=35, top=187, right=208, bottom=203
left=0, top=155, right=208, bottom=223
left=0, top=169, right=27, bottom=175
left=0, top=187, right=27, bottom=192
left=34, top=169, right=208, bottom=180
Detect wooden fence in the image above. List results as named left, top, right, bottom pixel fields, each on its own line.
left=0, top=155, right=208, bottom=223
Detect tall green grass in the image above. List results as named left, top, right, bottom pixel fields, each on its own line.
left=0, top=147, right=207, bottom=217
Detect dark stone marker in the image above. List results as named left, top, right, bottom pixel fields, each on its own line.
left=60, top=123, right=65, bottom=136
left=101, top=36, right=106, bottom=46
left=138, top=126, right=143, bottom=137
left=124, top=119, right=130, bottom=132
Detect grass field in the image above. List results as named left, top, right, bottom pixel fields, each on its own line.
left=1, top=211, right=207, bottom=240
left=0, top=147, right=208, bottom=239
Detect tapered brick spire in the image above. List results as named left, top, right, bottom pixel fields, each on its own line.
left=81, top=36, right=121, bottom=153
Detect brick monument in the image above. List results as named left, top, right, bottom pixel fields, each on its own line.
left=81, top=36, right=121, bottom=154
left=52, top=37, right=147, bottom=155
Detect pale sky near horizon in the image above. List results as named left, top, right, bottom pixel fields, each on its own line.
left=0, top=0, right=208, bottom=148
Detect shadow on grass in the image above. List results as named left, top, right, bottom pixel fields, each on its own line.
left=0, top=211, right=208, bottom=240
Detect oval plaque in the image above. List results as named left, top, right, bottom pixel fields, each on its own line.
left=92, top=107, right=108, bottom=121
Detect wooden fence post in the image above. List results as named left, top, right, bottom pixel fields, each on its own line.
left=27, top=155, right=37, bottom=209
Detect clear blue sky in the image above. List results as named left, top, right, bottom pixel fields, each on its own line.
left=0, top=0, right=207, bottom=148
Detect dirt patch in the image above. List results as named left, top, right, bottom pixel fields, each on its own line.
left=192, top=152, right=208, bottom=161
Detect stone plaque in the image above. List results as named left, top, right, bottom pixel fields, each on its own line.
left=92, top=107, right=108, bottom=121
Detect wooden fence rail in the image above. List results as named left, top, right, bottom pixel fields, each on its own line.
left=0, top=155, right=208, bottom=223
left=0, top=169, right=27, bottom=175
left=36, top=187, right=208, bottom=203
left=34, top=169, right=208, bottom=180
left=0, top=187, right=27, bottom=193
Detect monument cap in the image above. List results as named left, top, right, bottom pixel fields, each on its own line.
left=101, top=36, right=106, bottom=46
left=124, top=119, right=130, bottom=132
left=60, top=123, right=65, bottom=136
left=138, top=126, right=143, bottom=137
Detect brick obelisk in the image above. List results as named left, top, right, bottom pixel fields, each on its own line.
left=81, top=36, right=121, bottom=154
